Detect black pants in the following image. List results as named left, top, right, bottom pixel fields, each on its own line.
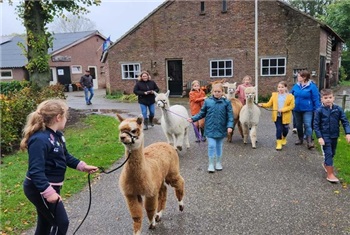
left=23, top=178, right=69, bottom=235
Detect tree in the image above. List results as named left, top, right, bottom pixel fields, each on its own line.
left=13, top=0, right=100, bottom=88
left=49, top=14, right=96, bottom=33
left=284, top=0, right=334, bottom=18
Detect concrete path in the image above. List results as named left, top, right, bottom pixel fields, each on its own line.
left=25, top=89, right=350, bottom=235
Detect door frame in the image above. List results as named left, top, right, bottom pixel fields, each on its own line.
left=88, top=66, right=98, bottom=89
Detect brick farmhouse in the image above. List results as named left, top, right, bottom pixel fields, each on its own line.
left=0, top=30, right=109, bottom=90
left=106, top=0, right=344, bottom=97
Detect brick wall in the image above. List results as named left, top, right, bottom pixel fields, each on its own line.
left=107, top=0, right=338, bottom=96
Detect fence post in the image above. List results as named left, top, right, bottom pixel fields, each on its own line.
left=341, top=90, right=348, bottom=110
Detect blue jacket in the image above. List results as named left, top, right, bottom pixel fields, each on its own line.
left=192, top=96, right=234, bottom=138
left=291, top=81, right=320, bottom=112
left=314, top=104, right=350, bottom=139
left=26, top=128, right=81, bottom=193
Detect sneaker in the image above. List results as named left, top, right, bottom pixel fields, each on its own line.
left=292, top=128, right=297, bottom=134
left=201, top=136, right=207, bottom=142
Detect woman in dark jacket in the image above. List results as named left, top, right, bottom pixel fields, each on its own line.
left=133, top=71, right=160, bottom=130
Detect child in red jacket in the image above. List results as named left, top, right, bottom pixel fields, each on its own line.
left=189, top=80, right=206, bottom=142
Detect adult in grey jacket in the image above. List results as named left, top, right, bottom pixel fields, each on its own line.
left=190, top=83, right=233, bottom=173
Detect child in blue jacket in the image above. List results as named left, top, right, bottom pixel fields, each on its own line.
left=314, top=89, right=350, bottom=183
left=188, top=83, right=234, bottom=173
left=20, top=99, right=99, bottom=234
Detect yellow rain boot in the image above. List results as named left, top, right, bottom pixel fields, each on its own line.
left=281, top=136, right=287, bottom=146
left=276, top=140, right=282, bottom=151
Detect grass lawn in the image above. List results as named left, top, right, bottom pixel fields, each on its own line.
left=0, top=114, right=123, bottom=235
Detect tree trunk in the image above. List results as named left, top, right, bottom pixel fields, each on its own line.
left=23, top=0, right=50, bottom=88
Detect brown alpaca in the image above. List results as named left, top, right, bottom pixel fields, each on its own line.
left=116, top=114, right=185, bottom=235
left=222, top=82, right=244, bottom=142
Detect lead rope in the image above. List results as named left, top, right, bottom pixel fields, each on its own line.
left=72, top=151, right=131, bottom=235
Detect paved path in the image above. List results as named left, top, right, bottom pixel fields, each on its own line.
left=25, top=89, right=350, bottom=235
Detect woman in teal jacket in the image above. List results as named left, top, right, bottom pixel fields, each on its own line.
left=189, top=83, right=233, bottom=173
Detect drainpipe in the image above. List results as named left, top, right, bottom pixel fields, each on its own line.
left=255, top=0, right=259, bottom=102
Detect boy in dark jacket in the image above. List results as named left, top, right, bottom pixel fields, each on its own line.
left=314, top=89, right=350, bottom=183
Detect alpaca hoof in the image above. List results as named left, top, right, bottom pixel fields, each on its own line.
left=177, top=146, right=182, bottom=151
left=149, top=224, right=156, bottom=230
left=179, top=205, right=184, bottom=211
left=155, top=215, right=161, bottom=222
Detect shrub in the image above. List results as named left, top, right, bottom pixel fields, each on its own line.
left=0, top=81, right=31, bottom=95
left=0, top=83, right=66, bottom=155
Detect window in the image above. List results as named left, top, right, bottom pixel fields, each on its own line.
left=200, top=1, right=205, bottom=14
left=261, top=57, right=286, bottom=76
left=71, top=65, right=82, bottom=74
left=121, top=63, right=141, bottom=79
left=0, top=70, right=13, bottom=79
left=210, top=59, right=233, bottom=78
left=222, top=0, right=227, bottom=13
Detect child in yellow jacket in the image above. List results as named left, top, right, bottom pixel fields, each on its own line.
left=258, top=81, right=295, bottom=150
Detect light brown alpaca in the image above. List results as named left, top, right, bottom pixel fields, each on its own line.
left=116, top=114, right=185, bottom=235
left=223, top=82, right=244, bottom=142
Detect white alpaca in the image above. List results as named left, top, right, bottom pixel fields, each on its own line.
left=239, top=86, right=260, bottom=148
left=154, top=90, right=190, bottom=151
left=223, top=82, right=237, bottom=100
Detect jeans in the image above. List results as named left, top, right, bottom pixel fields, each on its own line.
left=84, top=87, right=94, bottom=104
left=293, top=111, right=313, bottom=138
left=275, top=116, right=289, bottom=139
left=207, top=137, right=224, bottom=157
left=140, top=103, right=155, bottom=119
left=322, top=137, right=338, bottom=166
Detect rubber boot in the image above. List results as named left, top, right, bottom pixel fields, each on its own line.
left=149, top=115, right=154, bottom=127
left=325, top=166, right=339, bottom=183
left=307, top=136, right=314, bottom=149
left=208, top=156, right=215, bottom=173
left=200, top=128, right=206, bottom=142
left=143, top=118, right=149, bottom=130
left=215, top=156, right=223, bottom=171
left=281, top=136, right=287, bottom=146
left=276, top=140, right=282, bottom=151
left=295, top=136, right=303, bottom=145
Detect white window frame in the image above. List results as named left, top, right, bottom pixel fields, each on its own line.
left=260, top=57, right=286, bottom=76
left=121, top=63, right=141, bottom=80
left=210, top=59, right=233, bottom=78
left=0, top=69, right=13, bottom=79
left=71, top=65, right=82, bottom=74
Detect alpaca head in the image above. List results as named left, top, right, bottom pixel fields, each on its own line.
left=154, top=90, right=170, bottom=109
left=244, top=86, right=256, bottom=102
left=116, top=114, right=144, bottom=150
left=223, top=82, right=237, bottom=95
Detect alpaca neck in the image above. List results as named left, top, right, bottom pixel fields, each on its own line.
left=125, top=143, right=145, bottom=169
left=161, top=105, right=175, bottom=123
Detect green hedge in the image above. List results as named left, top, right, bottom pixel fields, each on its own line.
left=0, top=82, right=66, bottom=154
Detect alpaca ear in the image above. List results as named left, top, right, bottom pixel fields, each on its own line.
left=116, top=113, right=124, bottom=122
left=233, top=82, right=237, bottom=87
left=153, top=91, right=158, bottom=96
left=165, top=90, right=170, bottom=97
left=137, top=115, right=143, bottom=125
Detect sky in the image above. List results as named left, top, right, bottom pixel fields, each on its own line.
left=0, top=0, right=165, bottom=41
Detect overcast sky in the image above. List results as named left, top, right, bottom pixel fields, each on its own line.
left=0, top=0, right=165, bottom=41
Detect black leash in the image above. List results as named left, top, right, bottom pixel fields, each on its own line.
left=72, top=152, right=131, bottom=235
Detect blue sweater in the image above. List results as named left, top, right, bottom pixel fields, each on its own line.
left=314, top=104, right=350, bottom=139
left=192, top=96, right=234, bottom=138
left=291, top=81, right=320, bottom=112
left=26, top=128, right=81, bottom=193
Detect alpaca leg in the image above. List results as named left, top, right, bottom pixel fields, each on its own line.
left=184, top=127, right=190, bottom=149
left=250, top=126, right=258, bottom=149
left=175, top=134, right=183, bottom=151
left=144, top=196, right=158, bottom=229
left=242, top=125, right=249, bottom=144
left=125, top=195, right=143, bottom=235
left=166, top=175, right=185, bottom=211
left=238, top=121, right=244, bottom=138
left=156, top=183, right=168, bottom=222
left=165, top=132, right=174, bottom=147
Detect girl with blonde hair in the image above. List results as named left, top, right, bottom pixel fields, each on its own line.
left=21, top=99, right=98, bottom=234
